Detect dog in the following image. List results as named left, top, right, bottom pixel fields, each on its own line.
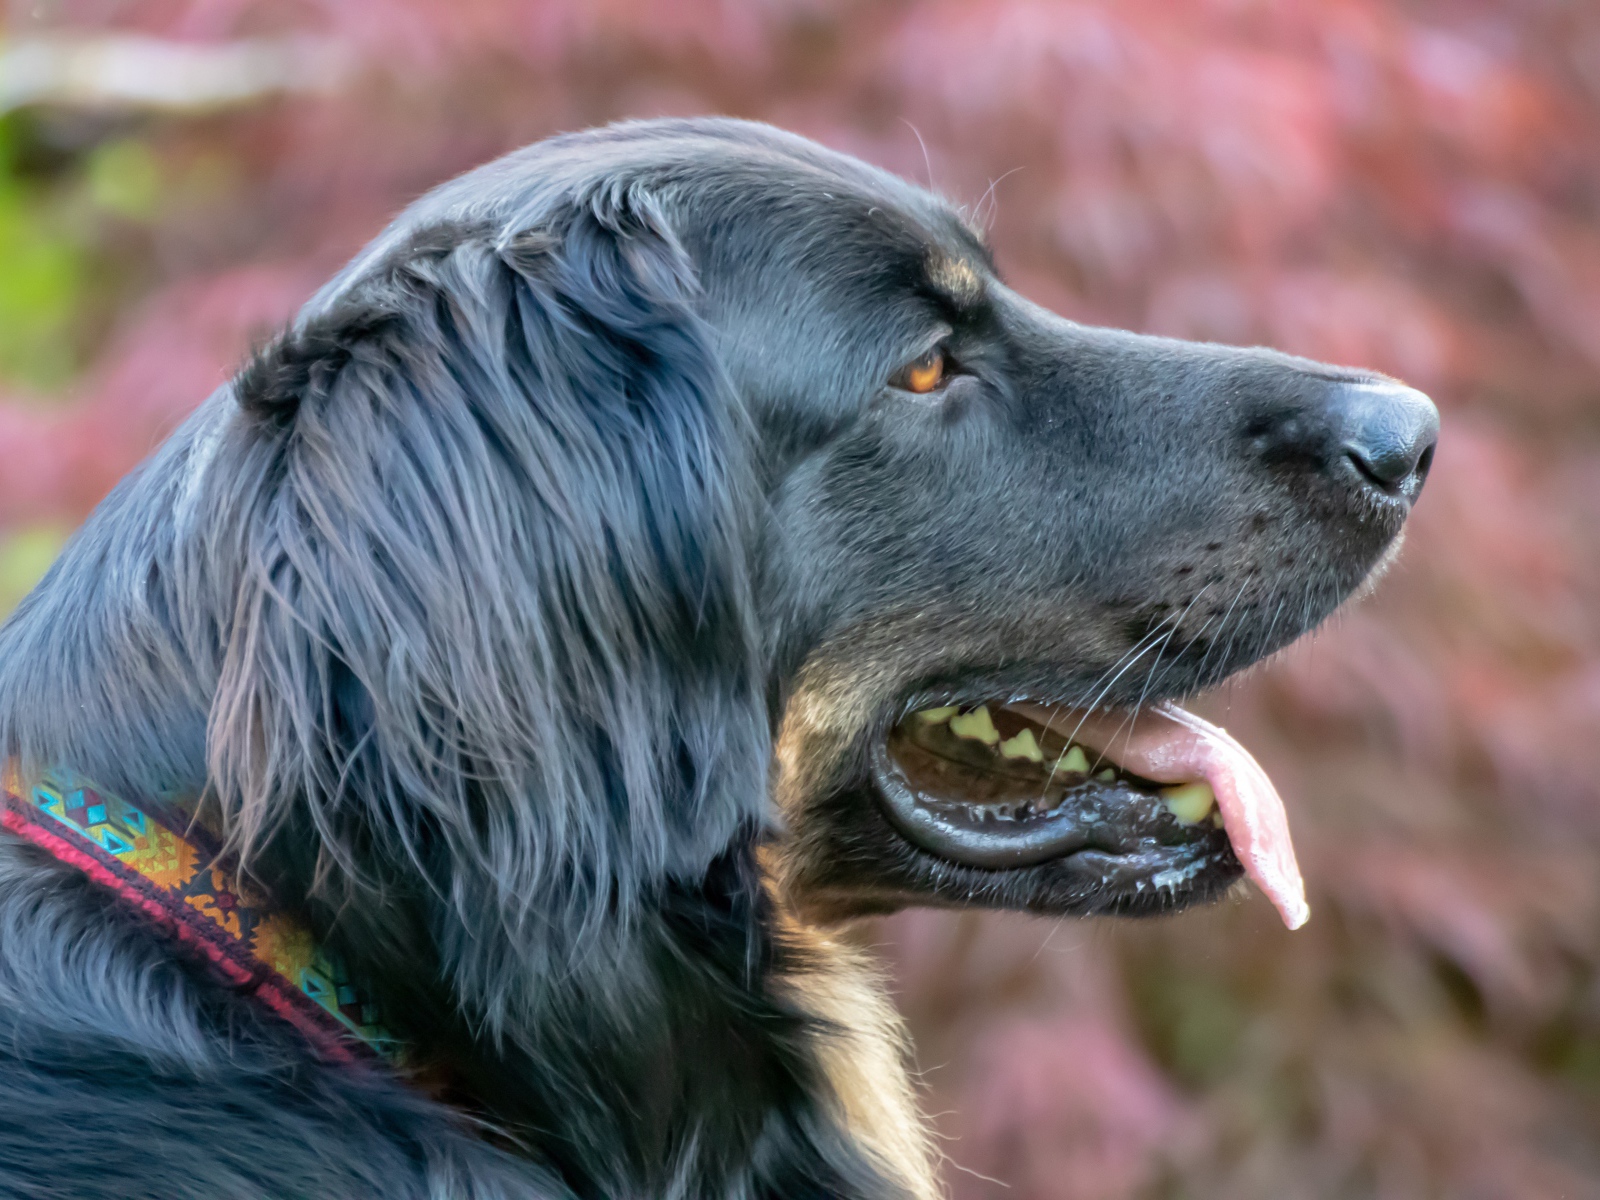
left=0, top=118, right=1436, bottom=1199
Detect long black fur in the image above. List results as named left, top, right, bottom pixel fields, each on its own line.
left=0, top=118, right=1428, bottom=1198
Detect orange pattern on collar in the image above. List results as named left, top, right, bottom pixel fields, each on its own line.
left=1, top=764, right=402, bottom=1065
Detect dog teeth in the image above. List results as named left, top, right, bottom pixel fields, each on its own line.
left=900, top=706, right=1194, bottom=819
left=998, top=728, right=1044, bottom=762
left=1160, top=781, right=1216, bottom=824
left=1057, top=745, right=1091, bottom=775
left=949, top=706, right=1000, bottom=745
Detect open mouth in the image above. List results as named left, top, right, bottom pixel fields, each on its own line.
left=873, top=699, right=1309, bottom=928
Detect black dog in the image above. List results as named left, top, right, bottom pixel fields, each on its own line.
left=0, top=119, right=1435, bottom=1199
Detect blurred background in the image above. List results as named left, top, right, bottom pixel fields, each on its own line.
left=2, top=1, right=1598, bottom=1196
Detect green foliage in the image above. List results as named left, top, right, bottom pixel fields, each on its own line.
left=1129, top=958, right=1250, bottom=1088
left=0, top=523, right=66, bottom=615
left=0, top=117, right=162, bottom=392
left=0, top=117, right=90, bottom=390
left=85, top=138, right=161, bottom=221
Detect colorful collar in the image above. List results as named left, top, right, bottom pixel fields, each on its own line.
left=2, top=765, right=401, bottom=1066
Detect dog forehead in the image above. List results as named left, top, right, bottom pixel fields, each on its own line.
left=310, top=118, right=987, bottom=323
left=678, top=162, right=990, bottom=316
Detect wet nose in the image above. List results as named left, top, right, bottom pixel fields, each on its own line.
left=1328, top=380, right=1439, bottom=500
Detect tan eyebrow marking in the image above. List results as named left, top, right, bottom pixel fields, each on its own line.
left=927, top=254, right=984, bottom=308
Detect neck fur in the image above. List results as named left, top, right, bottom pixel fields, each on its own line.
left=0, top=395, right=933, bottom=1200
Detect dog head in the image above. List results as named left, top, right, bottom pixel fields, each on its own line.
left=228, top=118, right=1433, bottom=948
left=2, top=120, right=1433, bottom=1034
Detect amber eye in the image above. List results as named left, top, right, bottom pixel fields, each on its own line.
left=893, top=348, right=946, bottom=394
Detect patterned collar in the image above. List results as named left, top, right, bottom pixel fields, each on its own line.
left=1, top=765, right=401, bottom=1066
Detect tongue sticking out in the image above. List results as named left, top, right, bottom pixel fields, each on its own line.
left=1012, top=701, right=1309, bottom=929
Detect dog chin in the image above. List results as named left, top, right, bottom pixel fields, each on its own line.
left=1349, top=527, right=1407, bottom=604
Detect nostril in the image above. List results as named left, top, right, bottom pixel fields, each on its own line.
left=1415, top=441, right=1435, bottom=483
left=1344, top=437, right=1424, bottom=489
left=1330, top=380, right=1440, bottom=498
left=1344, top=447, right=1394, bottom=491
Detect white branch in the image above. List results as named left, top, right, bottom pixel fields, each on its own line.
left=0, top=35, right=354, bottom=114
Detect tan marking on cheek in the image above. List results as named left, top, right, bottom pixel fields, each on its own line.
left=774, top=661, right=881, bottom=815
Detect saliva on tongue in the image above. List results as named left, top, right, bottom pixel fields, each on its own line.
left=1011, top=701, right=1310, bottom=929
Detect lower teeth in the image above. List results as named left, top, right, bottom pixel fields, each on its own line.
left=1159, top=781, right=1217, bottom=824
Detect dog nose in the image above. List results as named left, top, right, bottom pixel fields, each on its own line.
left=1328, top=380, right=1438, bottom=500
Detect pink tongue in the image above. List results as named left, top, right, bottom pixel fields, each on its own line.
left=1013, top=701, right=1309, bottom=929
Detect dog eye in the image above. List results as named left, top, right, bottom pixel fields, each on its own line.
left=891, top=348, right=946, bottom=395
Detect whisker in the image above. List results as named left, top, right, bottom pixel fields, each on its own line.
left=1109, top=585, right=1213, bottom=763
left=1029, top=623, right=1171, bottom=793
left=1034, top=612, right=1186, bottom=796
left=973, top=166, right=1024, bottom=230
left=1191, top=576, right=1252, bottom=689
left=900, top=118, right=937, bottom=191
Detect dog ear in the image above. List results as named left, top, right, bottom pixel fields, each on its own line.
left=207, top=189, right=766, bottom=1032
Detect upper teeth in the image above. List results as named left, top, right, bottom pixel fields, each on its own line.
left=947, top=705, right=1000, bottom=745
left=904, top=704, right=1219, bottom=826
left=998, top=728, right=1044, bottom=762
left=914, top=705, right=1104, bottom=779
left=1057, top=745, right=1091, bottom=775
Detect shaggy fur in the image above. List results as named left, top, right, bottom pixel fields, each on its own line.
left=0, top=119, right=1430, bottom=1198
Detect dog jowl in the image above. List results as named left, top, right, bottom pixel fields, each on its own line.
left=0, top=118, right=1436, bottom=1200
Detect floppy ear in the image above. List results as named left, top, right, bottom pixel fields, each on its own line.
left=205, top=187, right=766, bottom=1032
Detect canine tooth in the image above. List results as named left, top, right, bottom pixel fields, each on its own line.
left=1058, top=745, right=1091, bottom=775
left=1161, top=781, right=1216, bottom=825
left=949, top=705, right=1000, bottom=745
left=1095, top=768, right=1116, bottom=782
left=998, top=728, right=1044, bottom=762
left=916, top=705, right=959, bottom=724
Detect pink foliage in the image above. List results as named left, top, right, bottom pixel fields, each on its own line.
left=0, top=266, right=316, bottom=521
left=960, top=1015, right=1191, bottom=1200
